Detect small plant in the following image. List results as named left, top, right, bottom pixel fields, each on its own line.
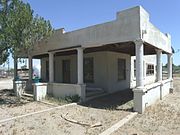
left=45, top=94, right=80, bottom=104
left=65, top=95, right=80, bottom=103
left=45, top=95, right=68, bottom=105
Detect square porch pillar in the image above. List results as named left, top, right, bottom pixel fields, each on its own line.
left=48, top=52, right=55, bottom=83
left=167, top=53, right=173, bottom=79
left=77, top=47, right=84, bottom=85
left=156, top=49, right=162, bottom=82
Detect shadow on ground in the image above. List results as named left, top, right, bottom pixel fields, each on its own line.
left=81, top=89, right=134, bottom=112
left=0, top=89, right=32, bottom=107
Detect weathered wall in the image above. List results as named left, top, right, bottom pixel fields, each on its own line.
left=134, top=79, right=172, bottom=113
left=41, top=51, right=131, bottom=92
left=48, top=83, right=86, bottom=101
left=29, top=6, right=141, bottom=56
left=139, top=6, right=172, bottom=53
left=106, top=52, right=131, bottom=93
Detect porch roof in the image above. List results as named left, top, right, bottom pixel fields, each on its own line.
left=33, top=41, right=170, bottom=59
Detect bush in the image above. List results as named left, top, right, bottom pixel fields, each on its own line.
left=65, top=95, right=80, bottom=103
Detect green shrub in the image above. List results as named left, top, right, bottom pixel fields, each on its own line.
left=65, top=95, right=80, bottom=103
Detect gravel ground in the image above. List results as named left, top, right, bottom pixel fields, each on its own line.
left=113, top=77, right=180, bottom=135
left=0, top=78, right=131, bottom=135
left=0, top=79, right=54, bottom=120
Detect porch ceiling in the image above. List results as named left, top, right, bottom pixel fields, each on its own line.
left=85, top=41, right=165, bottom=56
left=33, top=41, right=167, bottom=59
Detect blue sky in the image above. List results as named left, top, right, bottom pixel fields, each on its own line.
left=2, top=0, right=180, bottom=68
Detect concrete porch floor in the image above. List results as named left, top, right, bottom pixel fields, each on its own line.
left=83, top=89, right=133, bottom=111
left=86, top=87, right=107, bottom=100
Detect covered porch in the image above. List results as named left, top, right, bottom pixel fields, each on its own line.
left=30, top=42, right=132, bottom=101
left=14, top=38, right=173, bottom=113
left=13, top=6, right=173, bottom=113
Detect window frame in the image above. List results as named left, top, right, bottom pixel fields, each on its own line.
left=117, top=58, right=126, bottom=81
left=83, top=57, right=94, bottom=83
left=146, top=64, right=155, bottom=76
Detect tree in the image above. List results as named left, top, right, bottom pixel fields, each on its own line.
left=0, top=0, right=53, bottom=64
left=0, top=0, right=11, bottom=65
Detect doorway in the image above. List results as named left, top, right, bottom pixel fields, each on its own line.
left=62, top=60, right=71, bottom=83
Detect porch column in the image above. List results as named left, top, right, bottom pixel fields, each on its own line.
left=14, top=57, right=18, bottom=80
left=156, top=49, right=162, bottom=82
left=167, top=53, right=173, bottom=79
left=28, top=56, right=33, bottom=82
left=133, top=39, right=145, bottom=113
left=77, top=47, right=84, bottom=84
left=135, top=39, right=144, bottom=88
left=49, top=52, right=54, bottom=83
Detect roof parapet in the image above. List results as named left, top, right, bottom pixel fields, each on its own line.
left=116, top=6, right=149, bottom=21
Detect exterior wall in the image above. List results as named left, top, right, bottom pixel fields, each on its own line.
left=41, top=51, right=131, bottom=93
left=29, top=7, right=142, bottom=57
left=84, top=52, right=109, bottom=90
left=106, top=52, right=131, bottom=93
left=134, top=79, right=172, bottom=113
left=54, top=55, right=77, bottom=83
left=131, top=55, right=156, bottom=88
left=18, top=6, right=171, bottom=58
left=48, top=83, right=86, bottom=101
left=41, top=55, right=77, bottom=83
left=161, top=80, right=171, bottom=98
left=32, top=83, right=86, bottom=101
left=139, top=6, right=172, bottom=53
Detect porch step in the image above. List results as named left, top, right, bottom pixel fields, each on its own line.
left=86, top=90, right=105, bottom=97
left=86, top=92, right=108, bottom=101
left=22, top=93, right=33, bottom=98
left=21, top=93, right=34, bottom=101
left=86, top=87, right=103, bottom=92
left=86, top=87, right=107, bottom=100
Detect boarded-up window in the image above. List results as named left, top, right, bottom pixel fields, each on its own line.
left=84, top=58, right=94, bottom=83
left=118, top=59, right=126, bottom=80
left=146, top=64, right=154, bottom=75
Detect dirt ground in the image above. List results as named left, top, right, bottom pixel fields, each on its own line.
left=113, top=77, right=180, bottom=135
left=0, top=78, right=132, bottom=135
left=1, top=78, right=179, bottom=135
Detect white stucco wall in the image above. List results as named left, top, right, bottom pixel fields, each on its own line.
left=139, top=6, right=172, bottom=53
left=48, top=83, right=86, bottom=101
left=134, top=79, right=172, bottom=113
left=20, top=6, right=171, bottom=59
left=106, top=52, right=131, bottom=93
left=41, top=51, right=131, bottom=93
left=30, top=6, right=141, bottom=57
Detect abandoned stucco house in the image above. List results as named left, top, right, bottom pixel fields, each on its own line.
left=15, top=6, right=173, bottom=113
